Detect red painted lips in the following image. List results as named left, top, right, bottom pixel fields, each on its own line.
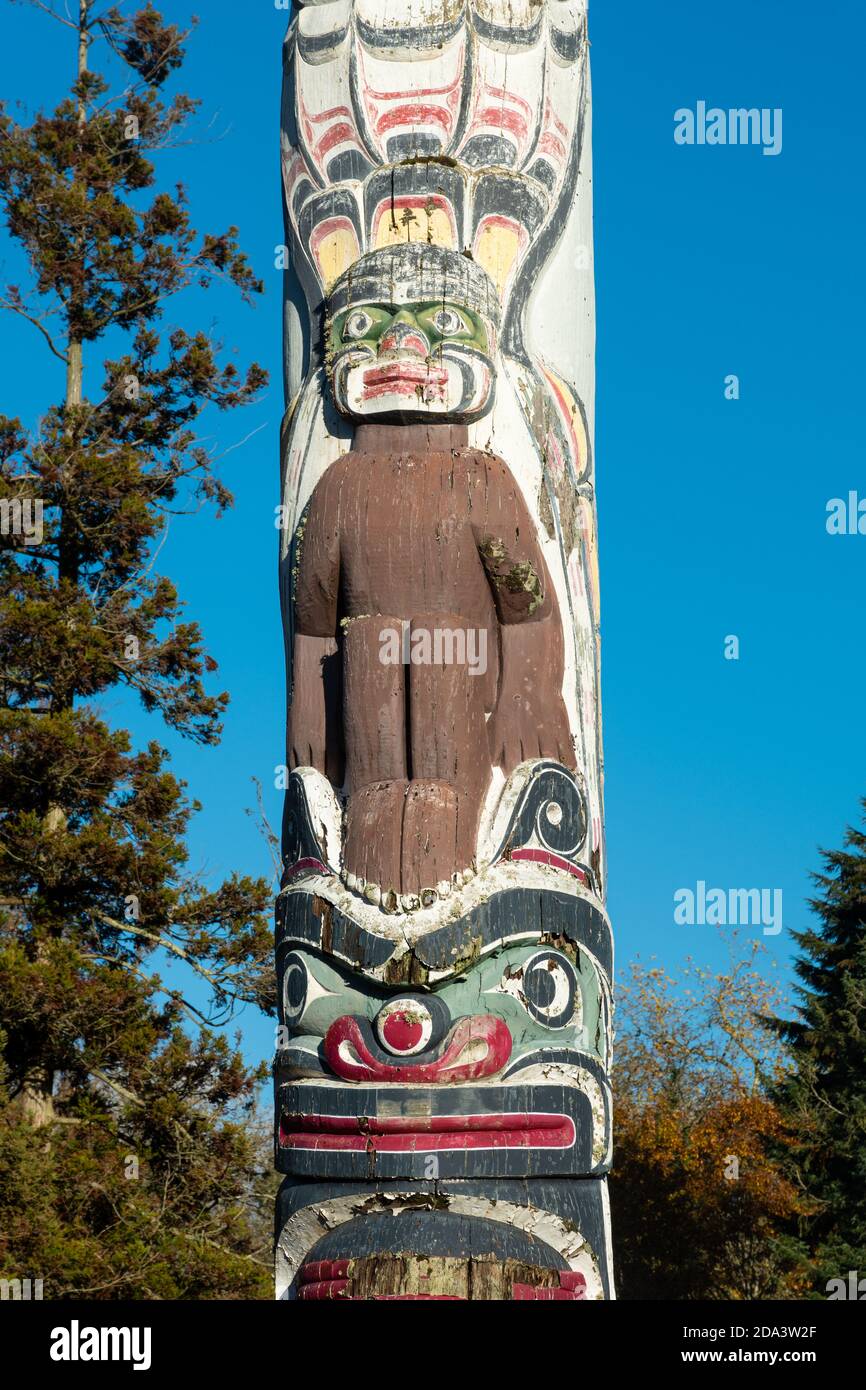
left=294, top=1259, right=587, bottom=1301
left=276, top=1015, right=582, bottom=1155
left=279, top=1111, right=576, bottom=1153
left=361, top=360, right=448, bottom=401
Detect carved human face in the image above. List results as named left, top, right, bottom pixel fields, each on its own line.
left=328, top=296, right=496, bottom=422
left=325, top=244, right=500, bottom=425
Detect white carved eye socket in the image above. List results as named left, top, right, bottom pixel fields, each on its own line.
left=501, top=952, right=580, bottom=1029
left=431, top=307, right=466, bottom=337
left=282, top=954, right=308, bottom=1027
left=343, top=310, right=373, bottom=340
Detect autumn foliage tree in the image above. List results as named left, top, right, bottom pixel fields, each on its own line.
left=0, top=1, right=275, bottom=1297
left=610, top=937, right=803, bottom=1300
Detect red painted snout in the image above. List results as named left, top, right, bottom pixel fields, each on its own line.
left=323, top=1014, right=512, bottom=1084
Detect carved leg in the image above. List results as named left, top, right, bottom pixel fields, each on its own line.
left=403, top=612, right=489, bottom=890
left=341, top=614, right=407, bottom=896
left=342, top=614, right=406, bottom=788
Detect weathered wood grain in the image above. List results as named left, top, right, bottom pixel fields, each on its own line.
left=275, top=0, right=612, bottom=1300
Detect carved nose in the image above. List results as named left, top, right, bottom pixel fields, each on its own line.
left=376, top=997, right=436, bottom=1056
left=323, top=1013, right=512, bottom=1084
left=378, top=322, right=429, bottom=358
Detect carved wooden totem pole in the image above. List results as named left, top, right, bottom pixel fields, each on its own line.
left=275, top=0, right=612, bottom=1300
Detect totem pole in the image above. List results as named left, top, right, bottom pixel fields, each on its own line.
left=275, top=0, right=612, bottom=1300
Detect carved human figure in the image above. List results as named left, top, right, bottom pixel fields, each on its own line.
left=287, top=246, right=573, bottom=906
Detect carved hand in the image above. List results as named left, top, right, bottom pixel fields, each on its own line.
left=488, top=622, right=575, bottom=772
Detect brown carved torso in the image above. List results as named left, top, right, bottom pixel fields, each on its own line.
left=310, top=441, right=509, bottom=631
left=289, top=422, right=573, bottom=898
left=294, top=424, right=550, bottom=648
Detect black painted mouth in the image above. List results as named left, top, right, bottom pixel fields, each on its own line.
left=274, top=1074, right=610, bottom=1181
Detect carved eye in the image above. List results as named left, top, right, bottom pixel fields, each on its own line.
left=502, top=952, right=580, bottom=1029
left=431, top=307, right=467, bottom=337
left=282, top=953, right=309, bottom=1027
left=343, top=310, right=373, bottom=340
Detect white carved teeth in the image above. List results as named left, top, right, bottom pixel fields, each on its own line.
left=338, top=869, right=474, bottom=913
left=451, top=866, right=475, bottom=889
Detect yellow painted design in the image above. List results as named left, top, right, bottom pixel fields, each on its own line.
left=542, top=365, right=588, bottom=479
left=474, top=221, right=521, bottom=300
left=374, top=204, right=455, bottom=249
left=577, top=495, right=600, bottom=615
left=315, top=225, right=360, bottom=291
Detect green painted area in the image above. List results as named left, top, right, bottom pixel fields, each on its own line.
left=287, top=943, right=606, bottom=1064
left=328, top=300, right=490, bottom=357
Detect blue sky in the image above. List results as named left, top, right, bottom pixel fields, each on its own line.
left=1, top=0, right=862, bottom=1068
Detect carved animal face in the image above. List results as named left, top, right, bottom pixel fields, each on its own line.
left=274, top=940, right=612, bottom=1181
left=328, top=295, right=496, bottom=422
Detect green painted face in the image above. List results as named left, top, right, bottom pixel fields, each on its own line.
left=280, top=942, right=608, bottom=1072
left=328, top=301, right=491, bottom=358
left=326, top=295, right=497, bottom=421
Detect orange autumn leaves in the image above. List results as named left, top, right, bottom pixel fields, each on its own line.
left=610, top=937, right=805, bottom=1300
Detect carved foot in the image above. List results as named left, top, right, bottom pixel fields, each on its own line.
left=401, top=779, right=476, bottom=907
left=342, top=778, right=480, bottom=912
left=341, top=780, right=408, bottom=909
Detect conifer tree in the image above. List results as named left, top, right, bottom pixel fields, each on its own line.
left=0, top=1, right=274, bottom=1297
left=769, top=804, right=866, bottom=1291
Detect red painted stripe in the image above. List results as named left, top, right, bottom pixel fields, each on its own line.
left=511, top=1284, right=583, bottom=1300
left=538, top=131, right=567, bottom=162
left=374, top=193, right=449, bottom=211
left=297, top=1279, right=352, bottom=1300
left=283, top=856, right=329, bottom=880
left=310, top=218, right=356, bottom=254
left=476, top=107, right=527, bottom=142
left=314, top=122, right=359, bottom=160
left=549, top=106, right=569, bottom=139
left=483, top=84, right=533, bottom=120
left=376, top=104, right=453, bottom=136
left=286, top=1112, right=569, bottom=1136
left=509, top=848, right=587, bottom=882
left=308, top=104, right=354, bottom=124
left=476, top=212, right=524, bottom=234
left=559, top=1271, right=588, bottom=1293
left=362, top=380, right=443, bottom=403
left=279, top=1113, right=576, bottom=1153
left=299, top=1259, right=350, bottom=1285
